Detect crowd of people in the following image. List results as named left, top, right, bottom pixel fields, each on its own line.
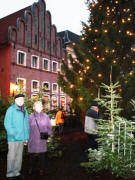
left=4, top=93, right=99, bottom=180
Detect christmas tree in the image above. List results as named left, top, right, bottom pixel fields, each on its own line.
left=58, top=0, right=135, bottom=116
left=81, top=81, right=135, bottom=178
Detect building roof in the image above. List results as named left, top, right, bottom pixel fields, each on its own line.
left=0, top=6, right=30, bottom=44
left=57, top=30, right=80, bottom=47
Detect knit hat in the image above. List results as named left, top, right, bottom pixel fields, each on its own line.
left=15, top=94, right=24, bottom=99
left=91, top=101, right=98, bottom=107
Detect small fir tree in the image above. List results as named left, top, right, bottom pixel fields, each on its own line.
left=81, top=81, right=135, bottom=179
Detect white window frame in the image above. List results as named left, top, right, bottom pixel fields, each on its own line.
left=52, top=61, right=58, bottom=73
left=52, top=83, right=58, bottom=93
left=31, top=55, right=39, bottom=69
left=31, top=93, right=38, bottom=99
left=43, top=94, right=50, bottom=110
left=42, top=81, right=50, bottom=91
left=16, top=78, right=26, bottom=92
left=60, top=87, right=65, bottom=94
left=51, top=95, right=58, bottom=107
left=31, top=80, right=39, bottom=92
left=42, top=58, right=50, bottom=71
left=17, top=50, right=26, bottom=66
left=60, top=96, right=66, bottom=109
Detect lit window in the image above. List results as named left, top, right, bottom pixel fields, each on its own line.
left=52, top=83, right=58, bottom=93
left=31, top=80, right=39, bottom=92
left=17, top=51, right=26, bottom=65
left=60, top=96, right=66, bottom=109
left=17, top=78, right=26, bottom=92
left=52, top=61, right=58, bottom=72
left=43, top=59, right=50, bottom=71
left=31, top=55, right=39, bottom=68
left=42, top=81, right=50, bottom=91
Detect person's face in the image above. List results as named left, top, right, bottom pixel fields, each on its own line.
left=34, top=103, right=43, bottom=113
left=15, top=97, right=24, bottom=106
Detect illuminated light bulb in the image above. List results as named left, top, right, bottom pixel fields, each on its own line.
left=126, top=30, right=130, bottom=35
left=70, top=84, right=74, bottom=88
left=105, top=49, right=109, bottom=53
left=119, top=30, right=121, bottom=33
left=127, top=17, right=131, bottom=21
left=79, top=77, right=83, bottom=81
left=113, top=21, right=116, bottom=24
left=102, top=57, right=105, bottom=61
left=129, top=71, right=134, bottom=76
left=93, top=46, right=97, bottom=50
left=113, top=60, right=116, bottom=64
left=97, top=55, right=100, bottom=58
left=132, top=60, right=135, bottom=64
left=72, top=42, right=76, bottom=46
left=95, top=29, right=98, bottom=32
left=122, top=19, right=125, bottom=23
left=116, top=41, right=120, bottom=44
left=104, top=29, right=108, bottom=33
left=112, top=49, right=115, bottom=53
left=86, top=66, right=90, bottom=70
left=131, top=44, right=135, bottom=52
left=81, top=37, right=85, bottom=40
left=98, top=73, right=102, bottom=78
left=88, top=28, right=92, bottom=31
left=90, top=79, right=94, bottom=83
left=79, top=97, right=83, bottom=101
left=86, top=59, right=90, bottom=62
left=115, top=0, right=118, bottom=4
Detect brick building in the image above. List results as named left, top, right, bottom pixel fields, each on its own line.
left=0, top=0, right=68, bottom=110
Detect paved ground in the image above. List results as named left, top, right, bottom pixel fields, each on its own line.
left=1, top=126, right=135, bottom=180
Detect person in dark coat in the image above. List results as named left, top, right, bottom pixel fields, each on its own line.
left=28, top=101, right=52, bottom=176
left=84, top=102, right=99, bottom=150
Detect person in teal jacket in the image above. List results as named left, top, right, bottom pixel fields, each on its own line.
left=4, top=94, right=29, bottom=180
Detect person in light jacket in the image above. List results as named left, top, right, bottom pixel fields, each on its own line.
left=4, top=94, right=29, bottom=180
left=84, top=102, right=99, bottom=150
left=28, top=101, right=52, bottom=176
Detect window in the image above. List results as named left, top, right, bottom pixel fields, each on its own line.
left=43, top=59, right=50, bottom=71
left=17, top=78, right=26, bottom=92
left=52, top=95, right=58, bottom=107
left=43, top=95, right=50, bottom=110
left=52, top=83, right=58, bottom=93
left=52, top=61, right=58, bottom=73
left=17, top=51, right=26, bottom=66
left=60, top=88, right=65, bottom=94
left=42, top=81, right=50, bottom=91
left=60, top=96, right=66, bottom=109
left=31, top=94, right=38, bottom=99
left=31, top=80, right=39, bottom=92
left=31, top=55, right=39, bottom=68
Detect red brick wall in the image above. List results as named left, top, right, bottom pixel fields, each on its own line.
left=0, top=45, right=11, bottom=97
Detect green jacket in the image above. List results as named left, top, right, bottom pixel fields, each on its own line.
left=4, top=103, right=29, bottom=142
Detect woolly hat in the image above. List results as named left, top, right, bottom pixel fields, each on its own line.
left=91, top=101, right=98, bottom=107
left=15, top=94, right=24, bottom=99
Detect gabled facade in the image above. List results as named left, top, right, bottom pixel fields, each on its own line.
left=0, top=0, right=67, bottom=110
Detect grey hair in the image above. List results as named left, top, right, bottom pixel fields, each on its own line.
left=33, top=101, right=42, bottom=110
